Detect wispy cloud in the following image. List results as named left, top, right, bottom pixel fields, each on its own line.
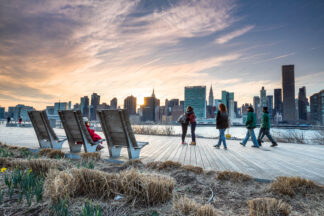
left=215, top=25, right=255, bottom=44
left=254, top=52, right=296, bottom=64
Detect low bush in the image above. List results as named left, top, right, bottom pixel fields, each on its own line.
left=247, top=197, right=291, bottom=216
left=44, top=168, right=175, bottom=206
left=270, top=176, right=321, bottom=196
left=81, top=152, right=101, bottom=161
left=146, top=161, right=182, bottom=171
left=216, top=171, right=252, bottom=182
left=173, top=195, right=221, bottom=216
left=180, top=165, right=204, bottom=174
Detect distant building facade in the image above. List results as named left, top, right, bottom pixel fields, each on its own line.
left=0, top=107, right=5, bottom=119
left=90, top=93, right=100, bottom=120
left=298, top=86, right=308, bottom=122
left=260, top=86, right=267, bottom=107
left=8, top=104, right=35, bottom=121
left=54, top=102, right=68, bottom=115
left=310, top=89, right=324, bottom=125
left=110, top=97, right=118, bottom=110
left=282, top=65, right=296, bottom=123
left=80, top=96, right=89, bottom=118
left=267, top=95, right=273, bottom=119
left=141, top=90, right=160, bottom=122
left=184, top=86, right=206, bottom=119
left=274, top=88, right=283, bottom=116
left=124, top=95, right=137, bottom=115
left=253, top=96, right=261, bottom=122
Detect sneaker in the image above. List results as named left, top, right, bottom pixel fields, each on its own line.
left=181, top=142, right=186, bottom=145
left=258, top=140, right=262, bottom=146
left=96, top=144, right=104, bottom=151
left=240, top=142, right=246, bottom=147
left=190, top=141, right=196, bottom=145
left=271, top=143, right=278, bottom=147
left=214, top=145, right=220, bottom=149
left=224, top=147, right=228, bottom=150
left=251, top=145, right=259, bottom=148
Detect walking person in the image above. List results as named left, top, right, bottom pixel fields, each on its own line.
left=178, top=113, right=189, bottom=144
left=214, top=103, right=229, bottom=150
left=186, top=106, right=197, bottom=145
left=258, top=107, right=278, bottom=147
left=240, top=106, right=259, bottom=148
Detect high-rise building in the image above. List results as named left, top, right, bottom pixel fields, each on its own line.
left=9, top=104, right=35, bottom=121
left=54, top=102, right=68, bottom=115
left=253, top=96, right=261, bottom=121
left=208, top=85, right=214, bottom=106
left=0, top=107, right=5, bottom=119
left=282, top=65, right=296, bottom=123
left=214, top=99, right=222, bottom=112
left=68, top=101, right=72, bottom=110
left=310, top=89, right=324, bottom=125
left=110, top=97, right=118, bottom=109
left=80, top=96, right=89, bottom=118
left=73, top=103, right=80, bottom=111
left=274, top=89, right=283, bottom=116
left=221, top=91, right=234, bottom=117
left=267, top=95, right=273, bottom=119
left=184, top=86, right=206, bottom=119
left=298, top=86, right=308, bottom=122
left=124, top=95, right=137, bottom=115
left=90, top=93, right=100, bottom=120
left=260, top=86, right=267, bottom=107
left=46, top=106, right=55, bottom=115
left=141, top=89, right=160, bottom=122
left=241, top=103, right=252, bottom=115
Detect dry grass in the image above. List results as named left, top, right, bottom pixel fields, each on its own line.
left=44, top=168, right=175, bottom=206
left=80, top=152, right=101, bottom=161
left=216, top=171, right=252, bottom=182
left=38, top=148, right=53, bottom=156
left=180, top=165, right=204, bottom=174
left=173, top=195, right=221, bottom=216
left=270, top=176, right=322, bottom=196
left=0, top=157, right=69, bottom=174
left=8, top=146, right=18, bottom=150
left=47, top=150, right=65, bottom=159
left=122, top=159, right=143, bottom=169
left=146, top=160, right=182, bottom=171
left=247, top=198, right=292, bottom=216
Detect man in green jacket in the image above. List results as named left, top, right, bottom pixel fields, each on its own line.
left=258, top=107, right=278, bottom=147
left=240, top=106, right=259, bottom=148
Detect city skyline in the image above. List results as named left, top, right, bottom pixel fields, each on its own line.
left=0, top=0, right=324, bottom=109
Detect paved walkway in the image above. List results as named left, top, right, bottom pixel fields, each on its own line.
left=0, top=125, right=324, bottom=184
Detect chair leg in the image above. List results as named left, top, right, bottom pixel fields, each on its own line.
left=109, top=146, right=122, bottom=158
left=52, top=141, right=64, bottom=150
left=69, top=142, right=82, bottom=153
left=127, top=147, right=141, bottom=159
left=39, top=140, right=52, bottom=149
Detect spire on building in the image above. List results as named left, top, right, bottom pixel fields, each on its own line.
left=152, top=89, right=155, bottom=98
left=208, top=85, right=214, bottom=106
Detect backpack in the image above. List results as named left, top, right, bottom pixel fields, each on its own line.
left=177, top=114, right=187, bottom=124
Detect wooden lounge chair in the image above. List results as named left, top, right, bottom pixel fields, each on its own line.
left=97, top=109, right=148, bottom=159
left=58, top=110, right=102, bottom=153
left=28, top=111, right=66, bottom=149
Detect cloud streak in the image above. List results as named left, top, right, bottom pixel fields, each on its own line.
left=215, top=25, right=255, bottom=44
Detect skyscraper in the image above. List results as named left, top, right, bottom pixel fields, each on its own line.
left=0, top=107, right=5, bottom=119
left=184, top=86, right=206, bottom=119
left=253, top=96, right=261, bottom=121
left=208, top=85, right=214, bottom=106
left=282, top=65, right=296, bottom=123
left=267, top=95, right=273, bottom=119
left=298, top=86, right=308, bottom=122
left=110, top=97, right=118, bottom=109
left=274, top=89, right=283, bottom=116
left=141, top=89, right=160, bottom=122
left=90, top=93, right=100, bottom=120
left=124, top=95, right=137, bottom=115
left=260, top=86, right=267, bottom=107
left=310, top=89, right=324, bottom=125
left=80, top=96, right=89, bottom=118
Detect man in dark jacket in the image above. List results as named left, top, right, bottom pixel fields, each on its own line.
left=258, top=107, right=278, bottom=147
left=240, top=106, right=259, bottom=148
left=215, top=103, right=229, bottom=149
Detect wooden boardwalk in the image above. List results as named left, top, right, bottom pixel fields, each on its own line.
left=0, top=125, right=324, bottom=184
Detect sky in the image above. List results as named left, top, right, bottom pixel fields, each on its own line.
left=0, top=0, right=324, bottom=109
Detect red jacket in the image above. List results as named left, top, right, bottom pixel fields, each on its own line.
left=86, top=124, right=102, bottom=142
left=186, top=112, right=196, bottom=124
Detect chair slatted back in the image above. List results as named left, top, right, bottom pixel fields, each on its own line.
left=98, top=110, right=129, bottom=147
left=40, top=111, right=59, bottom=140
left=120, top=110, right=138, bottom=148
left=28, top=111, right=50, bottom=141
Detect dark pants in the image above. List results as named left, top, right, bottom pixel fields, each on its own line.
left=258, top=128, right=277, bottom=144
left=181, top=123, right=188, bottom=142
left=191, top=122, right=196, bottom=142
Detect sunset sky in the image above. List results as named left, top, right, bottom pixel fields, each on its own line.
left=0, top=0, right=324, bottom=109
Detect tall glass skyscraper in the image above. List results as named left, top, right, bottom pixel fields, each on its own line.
left=184, top=86, right=206, bottom=119
left=282, top=65, right=296, bottom=123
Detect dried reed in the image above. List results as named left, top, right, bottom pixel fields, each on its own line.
left=216, top=171, right=252, bottom=182
left=247, top=197, right=292, bottom=216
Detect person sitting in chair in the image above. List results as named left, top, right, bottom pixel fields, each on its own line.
left=83, top=117, right=104, bottom=151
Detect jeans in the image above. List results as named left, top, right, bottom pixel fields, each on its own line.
left=217, top=129, right=227, bottom=148
left=242, top=129, right=259, bottom=147
left=191, top=122, right=196, bottom=142
left=181, top=123, right=188, bottom=142
left=258, top=128, right=277, bottom=144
